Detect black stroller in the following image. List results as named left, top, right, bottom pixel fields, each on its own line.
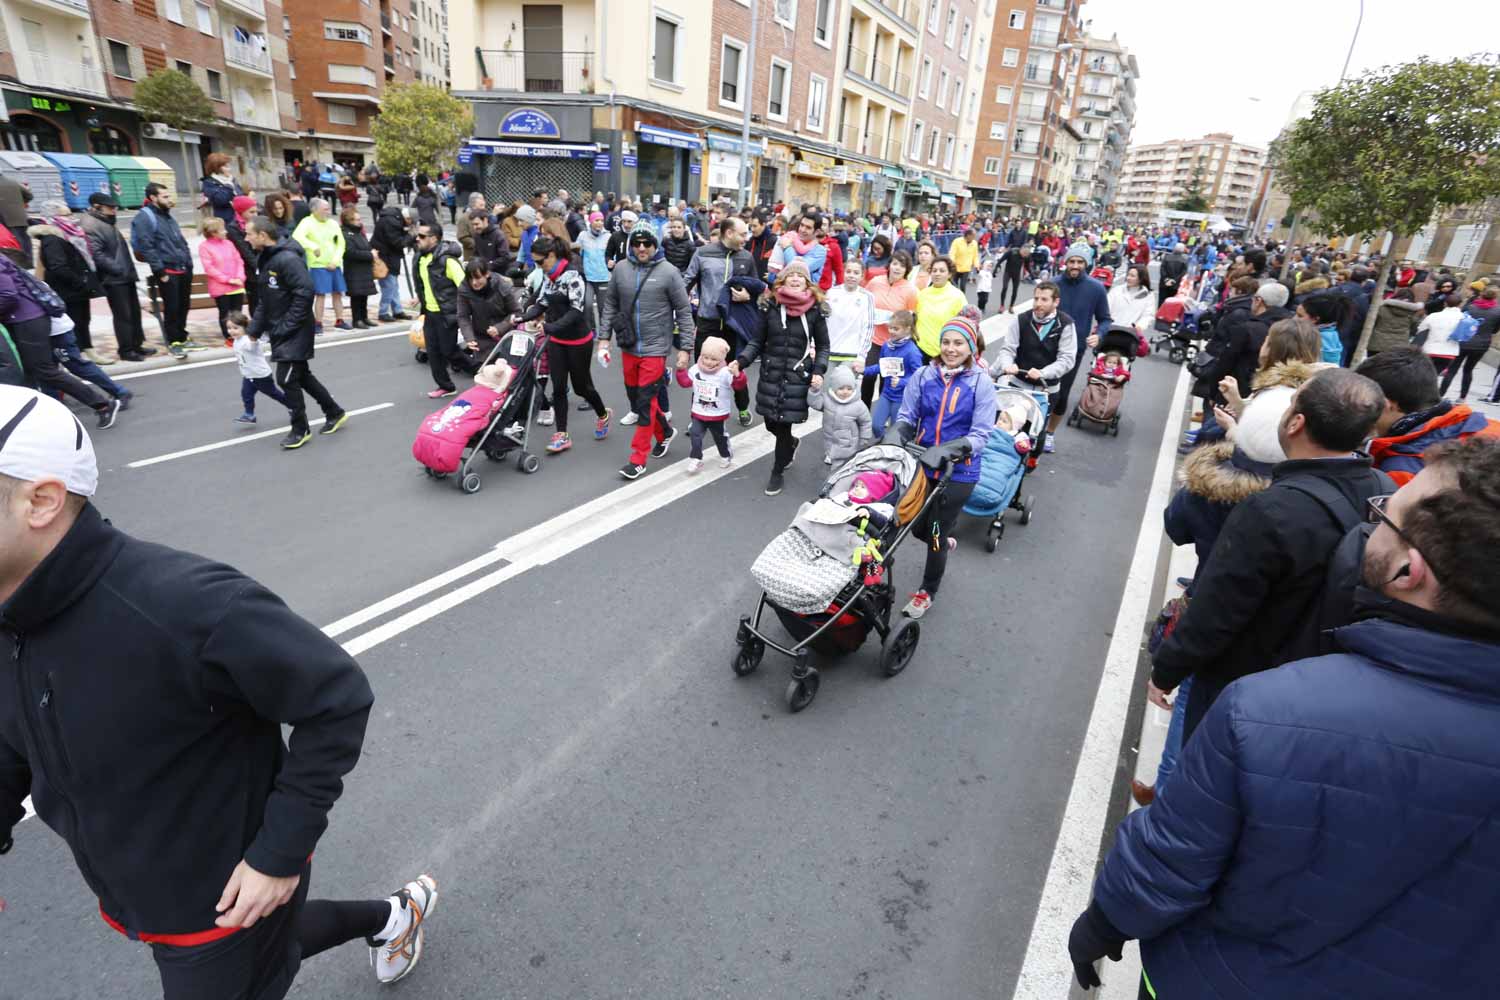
left=733, top=440, right=973, bottom=713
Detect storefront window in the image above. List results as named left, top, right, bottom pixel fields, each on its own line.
left=1, top=113, right=65, bottom=153
left=89, top=126, right=134, bottom=156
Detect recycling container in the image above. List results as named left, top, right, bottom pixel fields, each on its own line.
left=91, top=155, right=150, bottom=207
left=41, top=153, right=112, bottom=210
left=0, top=151, right=64, bottom=205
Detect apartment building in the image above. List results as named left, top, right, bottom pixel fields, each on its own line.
left=0, top=0, right=296, bottom=189
left=1116, top=133, right=1266, bottom=225
left=834, top=0, right=919, bottom=212
left=1068, top=32, right=1134, bottom=217
left=902, top=0, right=981, bottom=211
left=411, top=0, right=450, bottom=88
left=283, top=0, right=416, bottom=168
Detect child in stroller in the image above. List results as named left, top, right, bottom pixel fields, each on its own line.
left=1150, top=295, right=1198, bottom=365
left=1069, top=325, right=1137, bottom=435
left=964, top=382, right=1048, bottom=551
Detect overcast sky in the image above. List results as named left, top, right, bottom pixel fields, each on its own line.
left=1083, top=0, right=1496, bottom=148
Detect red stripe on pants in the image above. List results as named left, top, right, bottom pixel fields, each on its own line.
left=622, top=352, right=668, bottom=465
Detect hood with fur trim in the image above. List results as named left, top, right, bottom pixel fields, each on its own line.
left=1250, top=359, right=1324, bottom=392
left=1180, top=440, right=1274, bottom=505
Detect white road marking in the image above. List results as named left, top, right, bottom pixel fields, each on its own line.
left=113, top=330, right=411, bottom=382
left=126, top=403, right=395, bottom=468
left=21, top=795, right=33, bottom=820
left=1009, top=365, right=1190, bottom=1000
left=334, top=414, right=823, bottom=656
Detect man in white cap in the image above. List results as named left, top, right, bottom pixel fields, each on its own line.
left=0, top=386, right=438, bottom=998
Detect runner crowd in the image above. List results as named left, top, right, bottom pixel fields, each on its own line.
left=1, top=161, right=1499, bottom=1000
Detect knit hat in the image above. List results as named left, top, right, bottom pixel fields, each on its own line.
left=778, top=258, right=811, bottom=281
left=474, top=362, right=513, bottom=394
left=940, top=315, right=980, bottom=359
left=1064, top=242, right=1093, bottom=265
left=627, top=218, right=659, bottom=247
left=588, top=210, right=604, bottom=222
left=514, top=204, right=537, bottom=226
left=850, top=470, right=895, bottom=501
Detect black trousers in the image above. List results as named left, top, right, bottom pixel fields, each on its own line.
left=9, top=315, right=108, bottom=409
left=689, top=416, right=731, bottom=458
left=349, top=294, right=368, bottom=325
left=150, top=864, right=389, bottom=1000
left=214, top=293, right=245, bottom=341
left=694, top=317, right=750, bottom=412
left=63, top=293, right=94, bottom=350
left=423, top=313, right=458, bottom=391
left=1439, top=350, right=1483, bottom=398
left=104, top=282, right=145, bottom=354
left=157, top=272, right=193, bottom=345
left=765, top=418, right=799, bottom=472
left=976, top=291, right=989, bottom=313
left=545, top=337, right=606, bottom=434
left=920, top=479, right=975, bottom=595
left=860, top=340, right=883, bottom=407
left=274, top=360, right=342, bottom=434
left=1000, top=264, right=1024, bottom=309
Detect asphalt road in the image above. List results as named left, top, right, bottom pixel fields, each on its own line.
left=0, top=294, right=1184, bottom=999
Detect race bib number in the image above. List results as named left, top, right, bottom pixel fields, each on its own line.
left=879, top=357, right=905, bottom=379
left=510, top=333, right=533, bottom=356
left=696, top=381, right=721, bottom=407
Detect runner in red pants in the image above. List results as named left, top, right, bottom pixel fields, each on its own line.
left=596, top=221, right=695, bottom=480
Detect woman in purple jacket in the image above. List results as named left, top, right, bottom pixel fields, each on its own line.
left=0, top=255, right=120, bottom=427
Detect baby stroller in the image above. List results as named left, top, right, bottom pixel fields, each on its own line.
left=1027, top=244, right=1053, bottom=282
left=1090, top=264, right=1116, bottom=289
left=1149, top=296, right=1198, bottom=365
left=411, top=329, right=545, bottom=493
left=735, top=440, right=973, bottom=713
left=1069, top=325, right=1136, bottom=436
left=964, top=378, right=1048, bottom=552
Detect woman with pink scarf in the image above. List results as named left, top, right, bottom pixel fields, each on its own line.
left=28, top=200, right=102, bottom=357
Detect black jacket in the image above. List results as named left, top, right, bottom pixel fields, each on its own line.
left=250, top=239, right=316, bottom=361
left=370, top=206, right=409, bottom=278
left=1152, top=457, right=1394, bottom=695
left=0, top=505, right=372, bottom=937
left=412, top=189, right=440, bottom=228
left=661, top=234, right=698, bottom=273
left=1159, top=252, right=1188, bottom=286
left=1190, top=294, right=1253, bottom=399
left=31, top=226, right=100, bottom=301
left=341, top=223, right=376, bottom=296
left=463, top=225, right=511, bottom=273
left=418, top=242, right=464, bottom=320
left=77, top=209, right=135, bottom=287
left=457, top=272, right=522, bottom=342
left=738, top=301, right=830, bottom=424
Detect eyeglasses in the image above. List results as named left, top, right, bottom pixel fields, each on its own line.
left=1366, top=494, right=1442, bottom=580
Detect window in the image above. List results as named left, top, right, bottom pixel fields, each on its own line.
left=293, top=100, right=302, bottom=120
left=952, top=78, right=963, bottom=116
left=327, top=102, right=357, bottom=125
left=983, top=156, right=1001, bottom=175
left=288, top=59, right=296, bottom=78
left=719, top=37, right=745, bottom=108
left=206, top=68, right=223, bottom=99
left=918, top=57, right=932, bottom=98
left=652, top=12, right=680, bottom=85
left=329, top=63, right=377, bottom=85
left=164, top=0, right=184, bottom=23
left=928, top=127, right=940, bottom=164
left=969, top=89, right=978, bottom=121
left=943, top=135, right=955, bottom=171
left=108, top=40, right=132, bottom=78
left=944, top=6, right=957, bottom=46
left=806, top=74, right=827, bottom=132
left=909, top=121, right=924, bottom=158
left=774, top=0, right=797, bottom=28
left=936, top=68, right=948, bottom=108
left=927, top=0, right=939, bottom=33
left=989, top=121, right=1007, bottom=140
left=813, top=0, right=833, bottom=45
left=324, top=21, right=372, bottom=43
left=1008, top=8, right=1024, bottom=29
left=994, top=85, right=1011, bottom=104
left=767, top=58, right=790, bottom=120
left=283, top=14, right=290, bottom=34
left=1001, top=48, right=1018, bottom=67
left=195, top=2, right=213, bottom=33
left=1082, top=120, right=1093, bottom=135
left=960, top=18, right=972, bottom=58
left=176, top=60, right=192, bottom=76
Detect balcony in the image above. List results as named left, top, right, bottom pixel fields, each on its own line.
left=476, top=50, right=594, bottom=94
left=873, top=0, right=918, bottom=28
left=838, top=123, right=888, bottom=159
left=380, top=11, right=392, bottom=34
left=1013, top=138, right=1041, bottom=155
left=1017, top=104, right=1048, bottom=123
left=15, top=52, right=106, bottom=96
left=223, top=32, right=273, bottom=76
left=232, top=94, right=281, bottom=130
left=384, top=51, right=395, bottom=74
left=218, top=0, right=266, bottom=21
left=18, top=0, right=92, bottom=17
left=1029, top=29, right=1059, bottom=48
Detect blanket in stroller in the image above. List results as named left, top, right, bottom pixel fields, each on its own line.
left=1079, top=377, right=1126, bottom=422
left=412, top=383, right=508, bottom=473
left=967, top=427, right=1026, bottom=516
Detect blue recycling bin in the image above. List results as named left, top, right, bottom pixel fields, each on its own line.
left=42, top=153, right=112, bottom=210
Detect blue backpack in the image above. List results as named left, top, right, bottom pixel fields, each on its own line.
left=1449, top=312, right=1480, bottom=344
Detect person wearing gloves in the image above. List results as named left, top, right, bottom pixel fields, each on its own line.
left=887, top=315, right=997, bottom=619
left=597, top=220, right=695, bottom=481
left=291, top=198, right=348, bottom=333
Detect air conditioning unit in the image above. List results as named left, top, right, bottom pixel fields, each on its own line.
left=141, top=122, right=159, bottom=137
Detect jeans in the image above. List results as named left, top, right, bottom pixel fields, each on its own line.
left=56, top=330, right=126, bottom=398
left=1155, top=675, right=1193, bottom=786
left=9, top=316, right=109, bottom=410
left=377, top=274, right=402, bottom=318
left=622, top=352, right=671, bottom=465
left=274, top=360, right=342, bottom=434
left=870, top=395, right=898, bottom=438
left=103, top=282, right=145, bottom=354
left=241, top=375, right=289, bottom=415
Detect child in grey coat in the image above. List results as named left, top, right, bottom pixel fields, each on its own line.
left=808, top=363, right=873, bottom=466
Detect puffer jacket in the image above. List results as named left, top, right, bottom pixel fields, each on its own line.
left=1094, top=606, right=1500, bottom=1000
left=597, top=250, right=694, bottom=358
left=1163, top=441, right=1274, bottom=582
left=1366, top=296, right=1424, bottom=354
left=416, top=242, right=465, bottom=320
left=341, top=223, right=376, bottom=296
left=1368, top=401, right=1499, bottom=486
left=30, top=225, right=100, bottom=301
left=1460, top=298, right=1499, bottom=354
left=895, top=362, right=999, bottom=483
left=457, top=272, right=522, bottom=343
left=737, top=299, right=830, bottom=424
left=1227, top=360, right=1326, bottom=465
left=1190, top=293, right=1254, bottom=399
left=661, top=233, right=697, bottom=273
left=808, top=364, right=873, bottom=465
left=249, top=238, right=316, bottom=361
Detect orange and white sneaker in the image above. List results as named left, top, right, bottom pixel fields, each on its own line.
left=369, top=874, right=439, bottom=984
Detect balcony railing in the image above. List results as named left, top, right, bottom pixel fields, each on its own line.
left=223, top=33, right=273, bottom=75
left=19, top=53, right=106, bottom=96
left=218, top=0, right=266, bottom=20
left=847, top=45, right=869, bottom=79
left=384, top=51, right=395, bottom=71
left=1017, top=104, right=1048, bottom=123
left=874, top=0, right=917, bottom=27
left=1029, top=29, right=1059, bottom=48
left=1013, top=138, right=1041, bottom=155
left=29, top=0, right=92, bottom=16
left=232, top=97, right=280, bottom=130
left=380, top=11, right=392, bottom=33
left=476, top=49, right=594, bottom=94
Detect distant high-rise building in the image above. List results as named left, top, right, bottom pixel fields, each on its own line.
left=1116, top=133, right=1266, bottom=225
left=1068, top=32, right=1136, bottom=218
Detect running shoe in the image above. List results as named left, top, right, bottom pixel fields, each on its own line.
left=117, top=391, right=133, bottom=411
left=902, top=590, right=932, bottom=619
left=764, top=471, right=784, bottom=496
left=427, top=388, right=456, bottom=399
left=368, top=874, right=439, bottom=985
left=738, top=409, right=753, bottom=427
left=168, top=342, right=187, bottom=359
left=619, top=461, right=646, bottom=480
left=686, top=457, right=703, bottom=474
left=236, top=413, right=256, bottom=424
left=546, top=431, right=572, bottom=454
left=182, top=341, right=209, bottom=352
left=319, top=411, right=349, bottom=435
left=224, top=338, right=234, bottom=349
left=720, top=454, right=733, bottom=469
left=537, top=408, right=555, bottom=427
left=280, top=429, right=312, bottom=450
left=1043, top=435, right=1055, bottom=454
left=594, top=407, right=612, bottom=441
left=96, top=398, right=121, bottom=430
left=504, top=421, right=524, bottom=437
left=620, top=410, right=639, bottom=426
left=650, top=425, right=677, bottom=459
left=335, top=320, right=352, bottom=331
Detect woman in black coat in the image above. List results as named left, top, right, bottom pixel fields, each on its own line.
left=339, top=206, right=377, bottom=328
left=29, top=210, right=101, bottom=351
left=732, top=261, right=830, bottom=496
left=370, top=205, right=411, bottom=321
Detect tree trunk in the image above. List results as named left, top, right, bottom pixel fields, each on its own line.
left=1351, top=249, right=1396, bottom=366
left=1279, top=211, right=1301, bottom=282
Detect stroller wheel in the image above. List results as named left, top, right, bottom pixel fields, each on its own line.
left=880, top=621, right=920, bottom=677
left=984, top=534, right=998, bottom=553
left=415, top=350, right=427, bottom=364
left=461, top=472, right=482, bottom=494
left=786, top=670, right=821, bottom=713
left=517, top=452, right=542, bottom=474
left=1110, top=417, right=1121, bottom=437
left=732, top=638, right=765, bottom=676
left=1019, top=498, right=1034, bottom=526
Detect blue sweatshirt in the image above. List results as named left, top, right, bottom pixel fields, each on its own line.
left=864, top=335, right=927, bottom=403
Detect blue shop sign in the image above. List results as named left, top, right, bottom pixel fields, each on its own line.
left=594, top=153, right=611, bottom=172
left=497, top=107, right=562, bottom=139
left=465, top=139, right=599, bottom=159
left=622, top=154, right=638, bottom=167
left=636, top=124, right=703, bottom=150
left=689, top=162, right=701, bottom=175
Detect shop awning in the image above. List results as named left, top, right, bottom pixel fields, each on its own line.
left=637, top=124, right=703, bottom=150
left=706, top=132, right=765, bottom=156
left=464, top=140, right=599, bottom=159
left=882, top=165, right=905, bottom=179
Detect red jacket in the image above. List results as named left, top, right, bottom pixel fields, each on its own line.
left=819, top=235, right=845, bottom=291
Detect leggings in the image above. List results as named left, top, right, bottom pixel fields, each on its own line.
left=1000, top=264, right=1024, bottom=310
left=920, top=478, right=976, bottom=595
left=1439, top=350, right=1483, bottom=398
left=764, top=418, right=800, bottom=473
left=860, top=340, right=883, bottom=406
left=689, top=416, right=731, bottom=458
left=545, top=338, right=607, bottom=434
left=215, top=293, right=245, bottom=341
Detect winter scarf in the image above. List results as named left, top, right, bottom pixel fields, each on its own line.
left=52, top=216, right=95, bottom=272
left=775, top=285, right=817, bottom=317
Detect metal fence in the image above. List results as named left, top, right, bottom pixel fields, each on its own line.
left=476, top=50, right=594, bottom=93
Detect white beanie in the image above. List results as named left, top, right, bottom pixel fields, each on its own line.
left=0, top=385, right=98, bottom=496
left=1231, top=385, right=1292, bottom=465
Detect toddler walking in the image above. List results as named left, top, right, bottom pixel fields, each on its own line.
left=975, top=259, right=994, bottom=314
left=230, top=312, right=290, bottom=423
left=675, top=335, right=748, bottom=473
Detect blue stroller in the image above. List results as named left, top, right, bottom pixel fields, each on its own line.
left=965, top=379, right=1049, bottom=552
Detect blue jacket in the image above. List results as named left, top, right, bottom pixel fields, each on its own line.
left=130, top=203, right=192, bottom=273
left=863, top=335, right=926, bottom=403
left=1094, top=609, right=1500, bottom=1000
left=896, top=364, right=998, bottom=483
left=1056, top=272, right=1111, bottom=349
left=716, top=275, right=769, bottom=348
left=201, top=175, right=243, bottom=228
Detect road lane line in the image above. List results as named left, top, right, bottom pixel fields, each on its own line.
left=126, top=403, right=395, bottom=468
left=1009, top=365, right=1190, bottom=1000
left=322, top=548, right=511, bottom=638
left=113, top=330, right=411, bottom=382
left=335, top=414, right=823, bottom=657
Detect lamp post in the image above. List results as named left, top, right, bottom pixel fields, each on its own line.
left=736, top=0, right=760, bottom=209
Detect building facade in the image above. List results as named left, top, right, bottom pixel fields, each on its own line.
left=410, top=0, right=450, bottom=88
left=834, top=0, right=919, bottom=213
left=901, top=0, right=980, bottom=212
left=1116, top=132, right=1266, bottom=226
left=1068, top=32, right=1134, bottom=218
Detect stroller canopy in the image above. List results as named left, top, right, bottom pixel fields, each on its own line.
left=824, top=444, right=920, bottom=504
left=1097, top=325, right=1141, bottom=358
left=993, top=387, right=1047, bottom=434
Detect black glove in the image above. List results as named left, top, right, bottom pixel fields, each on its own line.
left=1068, top=901, right=1127, bottom=991
left=882, top=421, right=914, bottom=447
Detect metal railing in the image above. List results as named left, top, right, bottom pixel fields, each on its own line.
left=1012, top=138, right=1041, bottom=155
left=380, top=11, right=391, bottom=32
left=1017, top=104, right=1048, bottom=122
left=847, top=45, right=870, bottom=80
left=475, top=49, right=594, bottom=93
left=223, top=34, right=273, bottom=74
left=384, top=51, right=395, bottom=70
left=36, top=0, right=94, bottom=15
left=871, top=58, right=894, bottom=90
left=1029, top=29, right=1058, bottom=48
left=232, top=99, right=280, bottom=130
left=20, top=53, right=106, bottom=96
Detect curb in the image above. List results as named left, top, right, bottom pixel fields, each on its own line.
left=106, top=319, right=413, bottom=377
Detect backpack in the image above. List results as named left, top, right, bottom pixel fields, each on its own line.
left=1449, top=312, right=1480, bottom=344
left=14, top=266, right=68, bottom=318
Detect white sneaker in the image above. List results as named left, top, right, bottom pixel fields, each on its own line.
left=720, top=454, right=733, bottom=469
left=620, top=410, right=639, bottom=426
left=504, top=422, right=524, bottom=437
left=537, top=409, right=555, bottom=427
left=686, top=458, right=703, bottom=474
left=369, top=874, right=439, bottom=985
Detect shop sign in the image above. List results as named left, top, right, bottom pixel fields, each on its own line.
left=457, top=146, right=474, bottom=165
left=622, top=154, right=638, bottom=167
left=706, top=133, right=766, bottom=156
left=689, top=162, right=701, bottom=175
left=637, top=124, right=703, bottom=150
left=594, top=153, right=611, bottom=172
left=828, top=165, right=848, bottom=183
left=496, top=107, right=561, bottom=139
left=466, top=139, right=598, bottom=159
left=28, top=96, right=74, bottom=113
